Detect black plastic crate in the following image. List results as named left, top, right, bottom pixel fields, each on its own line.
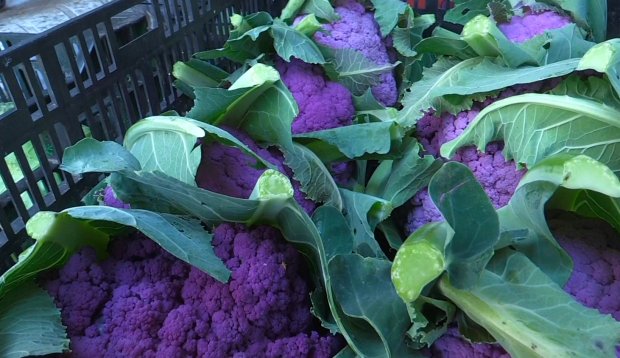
left=0, top=0, right=282, bottom=273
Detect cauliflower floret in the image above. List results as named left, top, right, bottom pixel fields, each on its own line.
left=266, top=331, right=344, bottom=358
left=403, top=83, right=548, bottom=234
left=196, top=126, right=317, bottom=213
left=42, top=247, right=110, bottom=336
left=276, top=58, right=355, bottom=134
left=196, top=127, right=285, bottom=199
left=314, top=0, right=398, bottom=106
left=276, top=57, right=357, bottom=188
left=44, top=226, right=340, bottom=357
left=102, top=186, right=130, bottom=209
left=549, top=213, right=620, bottom=320
left=430, top=327, right=509, bottom=358
left=498, top=10, right=573, bottom=43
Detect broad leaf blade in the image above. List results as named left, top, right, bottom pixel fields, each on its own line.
left=271, top=19, right=325, bottom=64
left=293, top=122, right=403, bottom=161
left=444, top=0, right=494, bottom=25
left=392, top=13, right=436, bottom=58
left=550, top=75, right=620, bottom=110
left=538, top=24, right=594, bottom=65
left=429, top=162, right=499, bottom=288
left=188, top=87, right=253, bottom=123
left=65, top=206, right=231, bottom=283
left=312, top=206, right=354, bottom=260
left=439, top=250, right=620, bottom=358
left=172, top=59, right=228, bottom=98
left=282, top=205, right=420, bottom=357
left=240, top=82, right=298, bottom=148
left=353, top=89, right=385, bottom=111
left=497, top=154, right=620, bottom=285
left=408, top=296, right=456, bottom=349
left=283, top=143, right=343, bottom=210
left=339, top=189, right=390, bottom=258
left=280, top=0, right=305, bottom=21
left=415, top=28, right=477, bottom=59
left=577, top=39, right=620, bottom=96
left=322, top=47, right=399, bottom=96
left=396, top=57, right=580, bottom=128
left=496, top=182, right=572, bottom=285
left=370, top=0, right=408, bottom=36
left=329, top=254, right=418, bottom=357
left=300, top=0, right=339, bottom=22
left=549, top=188, right=620, bottom=233
left=378, top=142, right=442, bottom=208
left=61, top=138, right=141, bottom=174
left=541, top=0, right=607, bottom=41
left=110, top=171, right=262, bottom=224
left=187, top=63, right=281, bottom=125
left=440, top=94, right=620, bottom=175
left=0, top=281, right=69, bottom=358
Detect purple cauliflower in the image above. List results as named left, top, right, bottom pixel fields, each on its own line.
left=275, top=57, right=357, bottom=188
left=42, top=225, right=342, bottom=357
left=314, top=0, right=398, bottom=107
left=551, top=213, right=620, bottom=357
left=46, top=125, right=343, bottom=355
left=550, top=212, right=620, bottom=321
left=498, top=10, right=572, bottom=43
left=403, top=91, right=536, bottom=233
left=196, top=126, right=317, bottom=214
left=102, top=186, right=130, bottom=209
left=196, top=127, right=285, bottom=199
left=430, top=327, right=509, bottom=358
left=276, top=58, right=355, bottom=134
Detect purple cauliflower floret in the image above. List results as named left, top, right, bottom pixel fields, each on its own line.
left=99, top=281, right=181, bottom=357
left=550, top=213, right=620, bottom=321
left=404, top=83, right=550, bottom=234
left=275, top=57, right=357, bottom=188
left=42, top=247, right=109, bottom=336
left=196, top=127, right=283, bottom=199
left=405, top=111, right=525, bottom=234
left=266, top=331, right=343, bottom=358
left=314, top=0, right=398, bottom=106
left=276, top=58, right=355, bottom=134
left=498, top=10, right=572, bottom=43
left=43, top=224, right=341, bottom=357
left=102, top=186, right=130, bottom=209
left=430, top=327, right=509, bottom=358
left=196, top=126, right=317, bottom=214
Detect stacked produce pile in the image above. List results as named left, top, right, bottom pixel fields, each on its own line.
left=1, top=0, right=620, bottom=357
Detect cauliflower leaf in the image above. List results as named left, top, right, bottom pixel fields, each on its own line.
left=0, top=281, right=69, bottom=358
left=439, top=250, right=620, bottom=358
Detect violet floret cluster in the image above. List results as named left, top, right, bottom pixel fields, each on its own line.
left=196, top=126, right=317, bottom=214
left=102, top=186, right=130, bottom=209
left=314, top=0, right=398, bottom=107
left=276, top=58, right=355, bottom=134
left=43, top=225, right=341, bottom=357
left=404, top=82, right=550, bottom=234
left=498, top=10, right=572, bottom=43
left=276, top=57, right=357, bottom=187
